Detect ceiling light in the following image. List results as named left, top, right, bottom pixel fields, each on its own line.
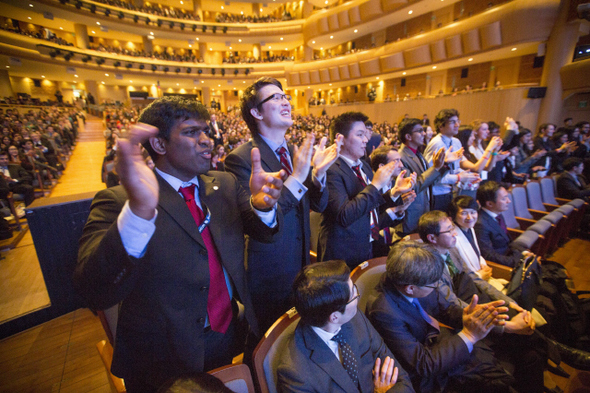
left=130, top=80, right=132, bottom=83
left=238, top=39, right=242, bottom=42
left=189, top=44, right=192, bottom=48
left=408, top=10, right=413, bottom=14
left=218, top=84, right=221, bottom=87
left=176, top=83, right=179, bottom=86
left=201, top=81, right=204, bottom=83
left=229, top=47, right=232, bottom=49
left=221, top=5, right=224, bottom=9
left=29, top=3, right=33, bottom=7
left=5, top=66, right=9, bottom=68
left=320, top=47, right=323, bottom=50
left=209, top=48, right=212, bottom=51
left=60, top=27, right=63, bottom=30
left=432, top=66, right=437, bottom=69
left=260, top=8, right=263, bottom=12
left=402, top=72, right=406, bottom=75
left=243, top=81, right=246, bottom=83
left=325, top=0, right=328, bottom=3
left=376, top=77, right=379, bottom=80
left=280, top=37, right=283, bottom=41
left=101, top=81, right=105, bottom=84
left=511, top=47, right=517, bottom=51
left=91, top=30, right=96, bottom=34
left=354, top=29, right=358, bottom=33
left=329, top=83, right=332, bottom=86
left=468, top=58, right=473, bottom=61
left=330, top=36, right=333, bottom=39
left=28, top=17, right=31, bottom=20
left=150, top=32, right=154, bottom=35
left=96, top=21, right=101, bottom=25
left=285, top=48, right=288, bottom=50
left=105, top=73, right=109, bottom=76
left=196, top=37, right=199, bottom=41
left=241, top=11, right=243, bottom=15
left=269, top=46, right=271, bottom=49
left=74, top=74, right=78, bottom=77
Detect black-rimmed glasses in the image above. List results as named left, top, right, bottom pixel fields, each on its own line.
left=422, top=282, right=440, bottom=290
left=257, top=93, right=292, bottom=108
left=347, top=283, right=360, bottom=304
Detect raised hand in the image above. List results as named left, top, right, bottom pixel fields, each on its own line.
left=372, top=161, right=398, bottom=190
left=457, top=171, right=480, bottom=183
left=291, top=134, right=315, bottom=183
left=504, top=117, right=518, bottom=131
left=461, top=295, right=508, bottom=342
left=312, top=135, right=342, bottom=178
left=485, top=136, right=502, bottom=152
left=250, top=148, right=286, bottom=210
left=445, top=146, right=464, bottom=163
left=394, top=190, right=416, bottom=213
left=373, top=356, right=398, bottom=393
left=391, top=170, right=416, bottom=197
left=116, top=123, right=159, bottom=220
left=433, top=147, right=445, bottom=170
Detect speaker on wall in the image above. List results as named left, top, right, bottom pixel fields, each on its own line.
left=461, top=68, right=469, bottom=78
left=401, top=78, right=406, bottom=87
left=527, top=87, right=547, bottom=98
left=354, top=86, right=358, bottom=93
left=33, top=79, right=41, bottom=87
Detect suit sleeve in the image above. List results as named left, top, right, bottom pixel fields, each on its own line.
left=557, top=176, right=590, bottom=200
left=359, top=312, right=415, bottom=392
left=74, top=188, right=143, bottom=310
left=474, top=221, right=521, bottom=267
left=225, top=150, right=303, bottom=216
left=325, top=168, right=386, bottom=228
left=367, top=294, right=471, bottom=379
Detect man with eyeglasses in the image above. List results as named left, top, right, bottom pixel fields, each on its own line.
left=367, top=241, right=514, bottom=393
left=277, top=259, right=414, bottom=393
left=424, top=109, right=481, bottom=212
left=225, top=77, right=341, bottom=334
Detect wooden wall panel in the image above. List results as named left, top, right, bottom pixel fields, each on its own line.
left=349, top=62, right=361, bottom=78
left=379, top=52, right=405, bottom=72
left=339, top=64, right=351, bottom=79
left=359, top=0, right=383, bottom=21
left=320, top=68, right=331, bottom=83
left=349, top=7, right=361, bottom=24
left=404, top=45, right=432, bottom=67
left=318, top=17, right=330, bottom=34
left=480, top=21, right=502, bottom=49
left=381, top=0, right=407, bottom=13
left=329, top=66, right=340, bottom=81
left=338, top=10, right=350, bottom=28
left=445, top=35, right=463, bottom=58
left=290, top=72, right=300, bottom=86
left=328, top=14, right=340, bottom=31
left=359, top=58, right=381, bottom=76
left=430, top=40, right=447, bottom=62
left=299, top=71, right=311, bottom=85
left=462, top=29, right=481, bottom=53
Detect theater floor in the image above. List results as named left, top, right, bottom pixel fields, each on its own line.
left=0, top=115, right=589, bottom=392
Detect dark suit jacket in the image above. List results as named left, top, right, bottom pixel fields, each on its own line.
left=367, top=283, right=469, bottom=392
left=277, top=311, right=414, bottom=393
left=209, top=121, right=225, bottom=146
left=225, top=135, right=328, bottom=330
left=75, top=171, right=280, bottom=383
left=474, top=210, right=524, bottom=267
left=398, top=144, right=445, bottom=234
left=318, top=157, right=397, bottom=268
left=557, top=171, right=590, bottom=201
left=5, top=163, right=33, bottom=185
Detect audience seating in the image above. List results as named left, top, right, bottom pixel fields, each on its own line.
left=540, top=176, right=588, bottom=237
left=252, top=307, right=300, bottom=393
left=209, top=363, right=255, bottom=393
left=96, top=340, right=127, bottom=393
left=525, top=180, right=578, bottom=238
left=350, top=256, right=387, bottom=313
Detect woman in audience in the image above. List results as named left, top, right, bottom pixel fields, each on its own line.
left=457, top=126, right=502, bottom=187
left=7, top=145, right=31, bottom=171
left=1, top=136, right=12, bottom=151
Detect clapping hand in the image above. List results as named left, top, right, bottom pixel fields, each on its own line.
left=250, top=148, right=287, bottom=210
left=312, top=135, right=342, bottom=179
left=116, top=123, right=159, bottom=220
left=373, top=357, right=398, bottom=393
left=391, top=170, right=416, bottom=197
left=445, top=146, right=464, bottom=163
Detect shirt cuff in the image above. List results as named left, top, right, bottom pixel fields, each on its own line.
left=458, top=331, right=475, bottom=353
left=284, top=176, right=308, bottom=201
left=313, top=171, right=326, bottom=190
left=117, top=200, right=157, bottom=258
left=386, top=207, right=404, bottom=221
left=251, top=201, right=278, bottom=228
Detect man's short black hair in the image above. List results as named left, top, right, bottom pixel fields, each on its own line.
left=292, top=260, right=351, bottom=327
left=477, top=180, right=502, bottom=207
left=240, top=77, right=283, bottom=137
left=487, top=121, right=500, bottom=132
left=383, top=241, right=444, bottom=288
left=157, top=372, right=232, bottom=393
left=449, top=195, right=479, bottom=220
left=434, top=109, right=459, bottom=132
left=138, top=96, right=210, bottom=159
left=329, top=112, right=368, bottom=143
left=575, top=121, right=589, bottom=132
left=564, top=117, right=573, bottom=123
left=370, top=146, right=394, bottom=172
left=398, top=118, right=422, bottom=144
left=418, top=210, right=448, bottom=243
left=563, top=157, right=584, bottom=171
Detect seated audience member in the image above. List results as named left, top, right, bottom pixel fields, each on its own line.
left=499, top=138, right=529, bottom=185
left=157, top=373, right=232, bottom=393
left=7, top=145, right=32, bottom=171
left=533, top=123, right=577, bottom=177
left=457, top=126, right=501, bottom=188
left=277, top=260, right=414, bottom=393
left=424, top=109, right=480, bottom=212
left=557, top=157, right=590, bottom=202
left=367, top=241, right=513, bottom=393
left=318, top=112, right=415, bottom=268
left=397, top=118, right=447, bottom=235
left=74, top=96, right=284, bottom=393
left=0, top=151, right=35, bottom=206
left=474, top=181, right=531, bottom=267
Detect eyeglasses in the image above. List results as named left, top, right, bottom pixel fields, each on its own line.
left=347, top=284, right=360, bottom=305
left=257, top=93, right=292, bottom=108
left=422, top=282, right=439, bottom=290
left=438, top=224, right=457, bottom=235
left=447, top=119, right=461, bottom=125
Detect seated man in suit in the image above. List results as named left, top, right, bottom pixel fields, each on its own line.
left=277, top=259, right=414, bottom=393
left=367, top=241, right=514, bottom=393
left=318, top=112, right=416, bottom=268
left=557, top=158, right=590, bottom=202
left=75, top=96, right=285, bottom=393
left=0, top=151, right=35, bottom=206
left=474, top=181, right=533, bottom=267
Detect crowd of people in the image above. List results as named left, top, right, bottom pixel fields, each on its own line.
left=78, top=77, right=590, bottom=393
left=0, top=23, right=75, bottom=47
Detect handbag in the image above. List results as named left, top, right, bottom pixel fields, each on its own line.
left=504, top=254, right=542, bottom=311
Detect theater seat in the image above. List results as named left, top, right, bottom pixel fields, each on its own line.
left=209, top=363, right=255, bottom=393
left=252, top=308, right=300, bottom=393
left=350, top=257, right=387, bottom=313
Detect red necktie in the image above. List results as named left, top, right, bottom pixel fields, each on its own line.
left=352, top=165, right=380, bottom=241
left=179, top=184, right=232, bottom=334
left=276, top=146, right=293, bottom=176
left=496, top=214, right=508, bottom=236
